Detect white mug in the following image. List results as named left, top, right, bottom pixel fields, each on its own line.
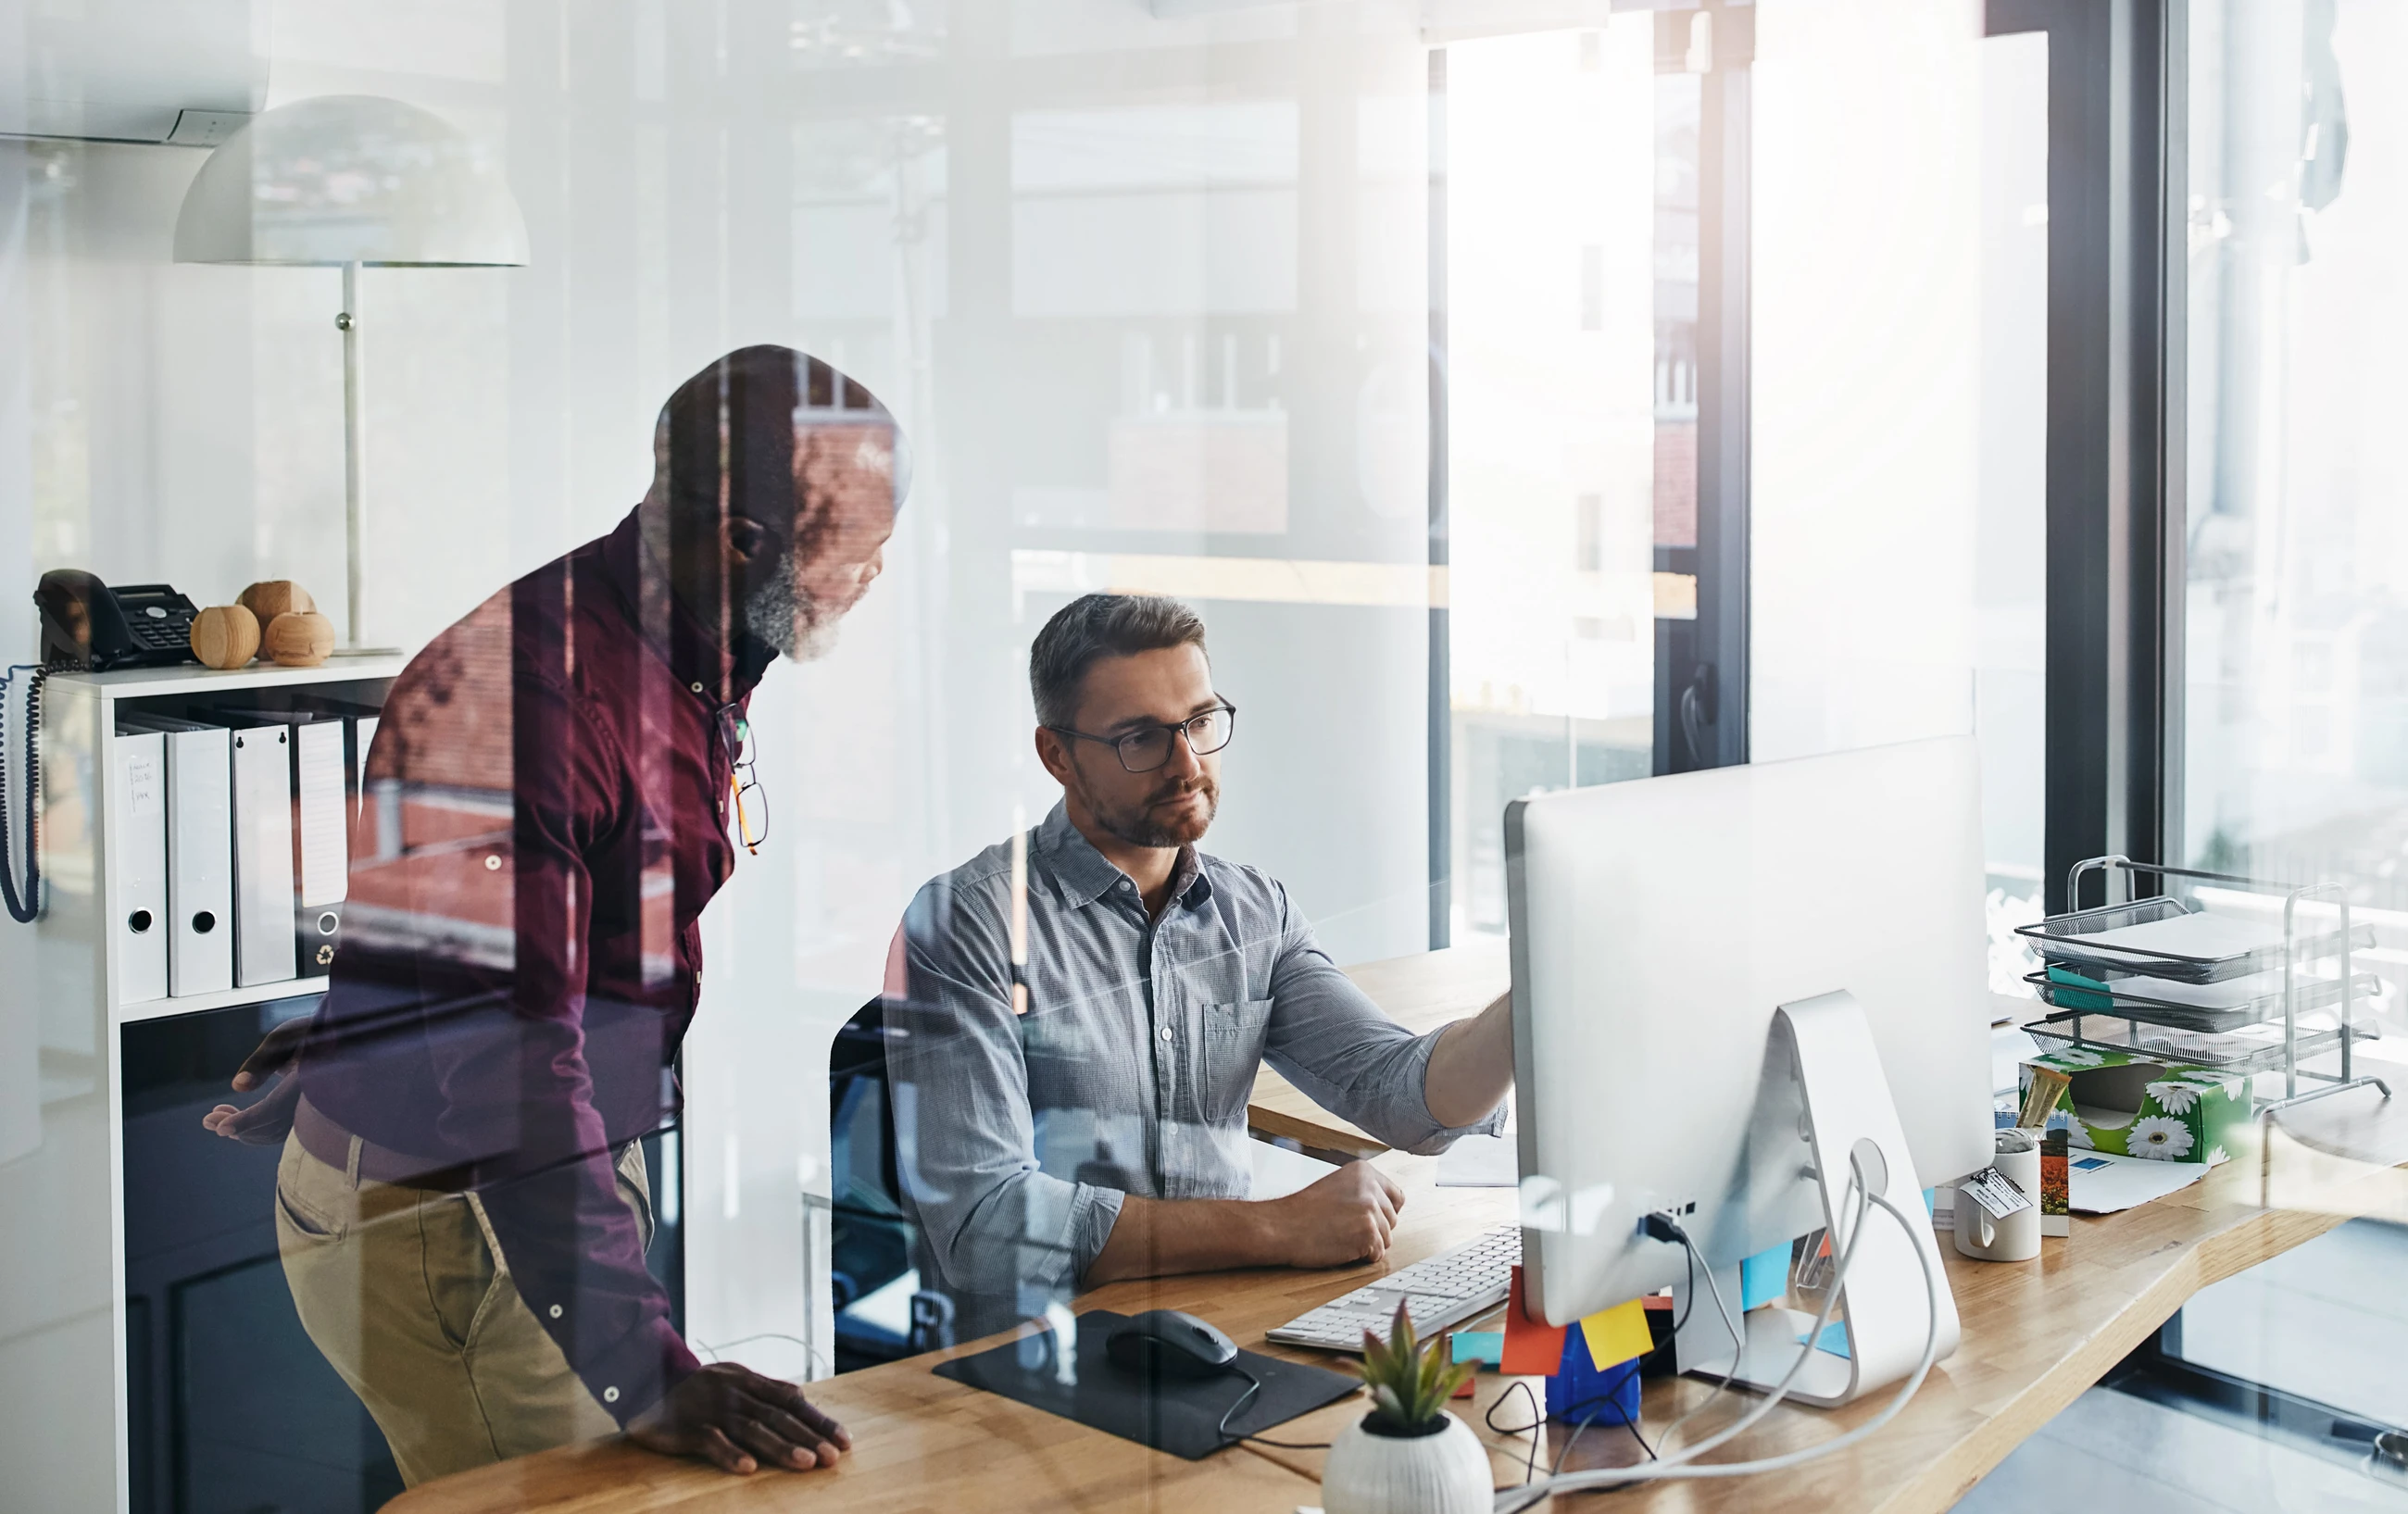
left=1953, top=1128, right=2042, bottom=1262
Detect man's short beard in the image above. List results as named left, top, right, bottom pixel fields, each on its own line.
left=1087, top=770, right=1219, bottom=849
left=743, top=550, right=841, bottom=662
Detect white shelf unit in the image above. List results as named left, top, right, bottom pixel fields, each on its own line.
left=16, top=653, right=401, bottom=1514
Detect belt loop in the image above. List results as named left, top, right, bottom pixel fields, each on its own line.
left=345, top=1132, right=363, bottom=1190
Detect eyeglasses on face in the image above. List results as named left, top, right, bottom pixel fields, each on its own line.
left=1047, top=702, right=1236, bottom=774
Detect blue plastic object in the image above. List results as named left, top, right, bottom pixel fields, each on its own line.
left=1739, top=1242, right=1790, bottom=1311
left=1452, top=1331, right=1505, bottom=1366
left=1544, top=1320, right=1643, bottom=1426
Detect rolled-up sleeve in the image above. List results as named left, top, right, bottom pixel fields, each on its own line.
left=1260, top=884, right=1508, bottom=1157
left=885, top=874, right=1127, bottom=1304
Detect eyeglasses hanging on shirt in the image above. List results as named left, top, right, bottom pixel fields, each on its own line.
left=716, top=707, right=770, bottom=855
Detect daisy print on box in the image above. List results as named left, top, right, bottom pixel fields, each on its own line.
left=2146, top=1081, right=2201, bottom=1115
left=2128, top=1116, right=2196, bottom=1160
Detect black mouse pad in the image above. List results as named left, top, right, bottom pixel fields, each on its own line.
left=933, top=1309, right=1361, bottom=1460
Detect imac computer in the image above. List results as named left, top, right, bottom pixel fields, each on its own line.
left=1504, top=735, right=1994, bottom=1408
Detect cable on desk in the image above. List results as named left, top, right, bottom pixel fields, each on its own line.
left=1552, top=1392, right=1655, bottom=1474
left=1218, top=1367, right=1333, bottom=1451
left=1482, top=1376, right=1654, bottom=1486
left=1483, top=1378, right=1546, bottom=1486
left=1649, top=1210, right=1744, bottom=1449
left=1491, top=1170, right=1942, bottom=1512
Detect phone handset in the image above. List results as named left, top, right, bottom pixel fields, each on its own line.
left=0, top=663, right=44, bottom=923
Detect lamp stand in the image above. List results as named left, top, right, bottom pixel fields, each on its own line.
left=337, top=260, right=366, bottom=648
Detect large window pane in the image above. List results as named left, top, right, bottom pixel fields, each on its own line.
left=1444, top=26, right=1657, bottom=938
left=2185, top=0, right=2408, bottom=1023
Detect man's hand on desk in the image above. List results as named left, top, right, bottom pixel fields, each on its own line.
left=625, top=1362, right=852, bottom=1476
left=1268, top=1159, right=1406, bottom=1268
left=1082, top=1160, right=1407, bottom=1283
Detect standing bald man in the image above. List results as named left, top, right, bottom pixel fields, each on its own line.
left=204, top=346, right=906, bottom=1484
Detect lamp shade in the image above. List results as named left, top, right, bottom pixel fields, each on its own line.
left=172, top=94, right=529, bottom=266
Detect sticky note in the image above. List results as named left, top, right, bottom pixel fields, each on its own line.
left=1740, top=1242, right=1790, bottom=1310
left=1795, top=1320, right=1850, bottom=1359
left=1575, top=1297, right=1653, bottom=1372
left=1450, top=1332, right=1504, bottom=1367
left=1500, top=1267, right=1570, bottom=1376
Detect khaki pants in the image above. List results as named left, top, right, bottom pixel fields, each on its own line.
left=273, top=1130, right=656, bottom=1487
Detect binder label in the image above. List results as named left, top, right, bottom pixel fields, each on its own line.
left=126, top=753, right=162, bottom=818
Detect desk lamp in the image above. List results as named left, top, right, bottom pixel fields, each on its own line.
left=172, top=94, right=530, bottom=647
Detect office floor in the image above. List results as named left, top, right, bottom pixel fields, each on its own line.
left=1952, top=1220, right=2408, bottom=1513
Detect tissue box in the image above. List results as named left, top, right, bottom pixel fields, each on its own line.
left=2018, top=1047, right=2245, bottom=1164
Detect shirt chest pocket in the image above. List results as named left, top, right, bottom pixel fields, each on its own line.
left=1197, top=997, right=1274, bottom=1121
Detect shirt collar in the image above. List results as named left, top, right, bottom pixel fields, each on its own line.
left=1034, top=800, right=1213, bottom=912
left=595, top=507, right=777, bottom=708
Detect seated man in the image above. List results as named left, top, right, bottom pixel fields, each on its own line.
left=884, top=593, right=1513, bottom=1339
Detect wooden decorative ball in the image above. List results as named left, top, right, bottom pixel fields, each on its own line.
left=189, top=605, right=261, bottom=669
left=239, top=580, right=317, bottom=622
left=263, top=610, right=335, bottom=668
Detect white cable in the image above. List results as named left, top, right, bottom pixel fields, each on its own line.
left=1624, top=1175, right=1872, bottom=1472
left=1652, top=1219, right=1750, bottom=1446
left=1492, top=1184, right=1941, bottom=1512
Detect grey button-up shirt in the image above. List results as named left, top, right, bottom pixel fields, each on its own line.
left=885, top=802, right=1504, bottom=1340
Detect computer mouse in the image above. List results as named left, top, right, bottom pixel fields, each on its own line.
left=1104, top=1309, right=1241, bottom=1379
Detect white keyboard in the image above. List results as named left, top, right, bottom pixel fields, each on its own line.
left=1266, top=1225, right=1522, bottom=1353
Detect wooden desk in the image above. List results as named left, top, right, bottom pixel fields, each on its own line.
left=1243, top=1074, right=2408, bottom=1512
left=1246, top=936, right=1511, bottom=1158
left=392, top=939, right=2408, bottom=1514
left=392, top=1077, right=2408, bottom=1514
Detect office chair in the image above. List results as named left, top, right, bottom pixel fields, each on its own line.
left=828, top=996, right=956, bottom=1370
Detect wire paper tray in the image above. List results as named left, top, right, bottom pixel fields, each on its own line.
left=2026, top=968, right=2380, bottom=1034
left=2022, top=1010, right=2376, bottom=1075
left=2015, top=896, right=2374, bottom=984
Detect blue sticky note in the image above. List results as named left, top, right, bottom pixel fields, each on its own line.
left=2073, top=1157, right=2111, bottom=1170
left=1451, top=1331, right=1504, bottom=1367
left=1795, top=1320, right=1850, bottom=1359
left=1740, top=1242, right=1789, bottom=1311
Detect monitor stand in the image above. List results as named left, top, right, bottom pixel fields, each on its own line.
left=1671, top=990, right=1963, bottom=1408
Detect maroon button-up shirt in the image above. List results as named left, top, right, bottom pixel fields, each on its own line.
left=295, top=507, right=769, bottom=1422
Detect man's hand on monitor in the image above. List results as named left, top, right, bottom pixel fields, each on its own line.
left=626, top=1362, right=852, bottom=1475
left=200, top=1016, right=310, bottom=1145
left=1273, top=1160, right=1405, bottom=1269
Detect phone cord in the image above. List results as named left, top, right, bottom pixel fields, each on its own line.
left=0, top=665, right=46, bottom=924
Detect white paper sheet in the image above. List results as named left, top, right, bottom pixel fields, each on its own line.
left=1248, top=1139, right=1340, bottom=1200
left=2066, top=1149, right=2211, bottom=1214
left=2076, top=911, right=2282, bottom=963
left=1435, top=1132, right=1520, bottom=1188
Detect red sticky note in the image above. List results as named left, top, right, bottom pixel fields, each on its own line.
left=1500, top=1266, right=1570, bottom=1377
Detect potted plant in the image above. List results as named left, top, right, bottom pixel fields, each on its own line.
left=1321, top=1304, right=1494, bottom=1514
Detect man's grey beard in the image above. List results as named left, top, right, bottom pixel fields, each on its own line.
left=743, top=551, right=841, bottom=662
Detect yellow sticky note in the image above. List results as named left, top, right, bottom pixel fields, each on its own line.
left=1577, top=1298, right=1654, bottom=1371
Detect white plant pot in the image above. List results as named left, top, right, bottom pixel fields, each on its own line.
left=1321, top=1411, right=1492, bottom=1514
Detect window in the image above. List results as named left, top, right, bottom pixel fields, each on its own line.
left=2183, top=0, right=2408, bottom=1018
left=1445, top=26, right=1656, bottom=936
left=1574, top=493, right=1605, bottom=573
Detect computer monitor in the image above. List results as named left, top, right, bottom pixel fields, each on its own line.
left=1504, top=736, right=1993, bottom=1348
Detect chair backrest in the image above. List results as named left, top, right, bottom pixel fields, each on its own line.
left=827, top=995, right=954, bottom=1366
left=830, top=996, right=903, bottom=1213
